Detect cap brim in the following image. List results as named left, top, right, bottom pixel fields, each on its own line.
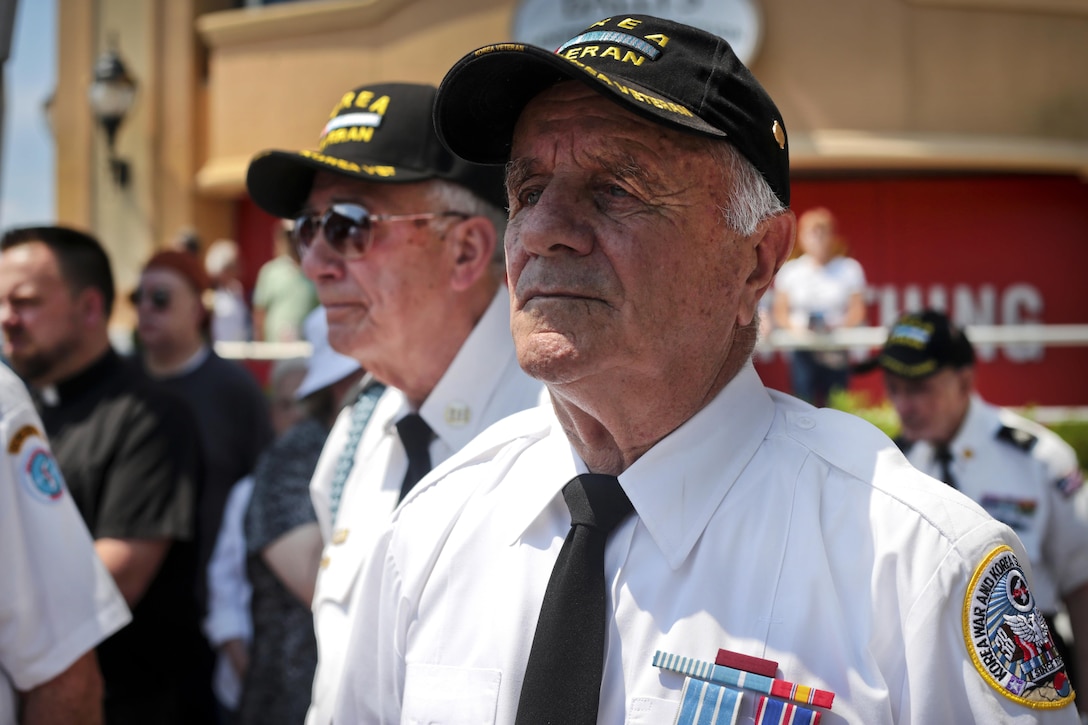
left=246, top=149, right=441, bottom=219
left=435, top=44, right=724, bottom=165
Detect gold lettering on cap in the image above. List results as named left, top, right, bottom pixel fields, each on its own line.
left=368, top=94, right=390, bottom=115
left=329, top=91, right=356, bottom=119
left=645, top=33, right=670, bottom=48
left=299, top=150, right=396, bottom=177
left=617, top=18, right=642, bottom=30
left=475, top=43, right=524, bottom=57
left=772, top=120, right=786, bottom=149
left=354, top=91, right=375, bottom=109
left=588, top=18, right=612, bottom=29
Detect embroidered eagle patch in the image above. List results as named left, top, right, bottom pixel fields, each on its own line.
left=963, top=545, right=1074, bottom=709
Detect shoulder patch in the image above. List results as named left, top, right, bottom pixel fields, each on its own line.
left=9, top=423, right=66, bottom=504
left=1056, top=468, right=1084, bottom=498
left=963, top=545, right=1074, bottom=709
left=996, top=425, right=1038, bottom=453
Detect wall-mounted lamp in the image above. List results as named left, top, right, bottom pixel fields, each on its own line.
left=87, top=46, right=136, bottom=189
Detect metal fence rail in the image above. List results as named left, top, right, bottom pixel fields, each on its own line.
left=214, top=325, right=1088, bottom=361
left=759, top=324, right=1088, bottom=352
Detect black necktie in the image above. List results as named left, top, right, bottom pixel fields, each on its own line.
left=934, top=444, right=958, bottom=488
left=395, top=413, right=434, bottom=501
left=515, top=473, right=635, bottom=725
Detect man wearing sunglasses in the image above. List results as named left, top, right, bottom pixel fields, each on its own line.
left=245, top=81, right=544, bottom=725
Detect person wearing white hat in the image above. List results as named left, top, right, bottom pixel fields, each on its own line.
left=220, top=308, right=363, bottom=724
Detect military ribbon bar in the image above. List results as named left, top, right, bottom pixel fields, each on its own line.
left=653, top=650, right=835, bottom=711
left=675, top=678, right=743, bottom=725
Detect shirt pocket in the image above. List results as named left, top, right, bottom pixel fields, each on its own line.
left=402, top=663, right=501, bottom=725
left=313, top=534, right=367, bottom=607
left=626, top=696, right=680, bottom=724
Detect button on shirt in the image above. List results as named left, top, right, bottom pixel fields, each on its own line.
left=305, top=290, right=545, bottom=725
left=337, top=364, right=1076, bottom=724
left=904, top=395, right=1088, bottom=615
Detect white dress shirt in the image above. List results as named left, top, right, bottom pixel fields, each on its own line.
left=0, top=365, right=131, bottom=724
left=337, top=364, right=1078, bottom=724
left=305, top=289, right=545, bottom=725
left=903, top=395, right=1088, bottom=615
left=202, top=475, right=254, bottom=710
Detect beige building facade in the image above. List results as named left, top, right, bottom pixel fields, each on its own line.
left=54, top=0, right=1088, bottom=328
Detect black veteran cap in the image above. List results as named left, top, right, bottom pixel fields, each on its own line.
left=876, top=310, right=976, bottom=379
left=246, top=82, right=505, bottom=218
left=433, top=15, right=790, bottom=206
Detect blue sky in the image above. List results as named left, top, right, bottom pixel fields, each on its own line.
left=1, top=0, right=55, bottom=228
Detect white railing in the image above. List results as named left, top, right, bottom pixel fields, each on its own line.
left=758, top=324, right=1088, bottom=352
left=212, top=325, right=1088, bottom=361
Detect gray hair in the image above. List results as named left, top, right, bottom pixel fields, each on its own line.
left=424, top=180, right=508, bottom=269
left=706, top=141, right=786, bottom=236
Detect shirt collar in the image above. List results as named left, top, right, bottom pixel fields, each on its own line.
left=621, top=363, right=776, bottom=570
left=501, top=363, right=776, bottom=571
left=147, top=344, right=211, bottom=380
left=418, top=289, right=518, bottom=450
left=38, top=348, right=124, bottom=407
left=946, top=393, right=994, bottom=457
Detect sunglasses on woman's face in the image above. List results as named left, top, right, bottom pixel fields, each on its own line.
left=130, top=286, right=171, bottom=311
left=293, top=202, right=468, bottom=261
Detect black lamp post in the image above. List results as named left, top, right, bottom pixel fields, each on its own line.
left=87, top=47, right=136, bottom=188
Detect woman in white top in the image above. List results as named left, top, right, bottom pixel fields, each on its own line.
left=772, top=207, right=867, bottom=406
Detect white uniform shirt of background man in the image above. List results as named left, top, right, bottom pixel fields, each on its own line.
left=305, top=290, right=543, bottom=725
left=0, top=364, right=131, bottom=724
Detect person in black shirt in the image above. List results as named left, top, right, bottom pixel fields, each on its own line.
left=0, top=226, right=215, bottom=724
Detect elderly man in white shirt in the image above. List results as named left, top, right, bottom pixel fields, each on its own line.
left=244, top=82, right=544, bottom=724
left=336, top=14, right=1079, bottom=725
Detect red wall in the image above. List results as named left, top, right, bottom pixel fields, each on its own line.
left=755, top=174, right=1088, bottom=407
left=233, top=176, right=1088, bottom=406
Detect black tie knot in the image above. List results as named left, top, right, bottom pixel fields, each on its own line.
left=395, top=413, right=435, bottom=501
left=934, top=444, right=953, bottom=463
left=563, top=473, right=634, bottom=533
left=396, top=413, right=434, bottom=453
left=933, top=444, right=958, bottom=488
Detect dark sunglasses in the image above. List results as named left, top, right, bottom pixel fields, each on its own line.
left=129, top=287, right=171, bottom=311
left=294, top=203, right=468, bottom=260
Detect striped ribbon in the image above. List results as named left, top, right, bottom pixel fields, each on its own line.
left=675, top=677, right=742, bottom=725
left=653, top=650, right=835, bottom=711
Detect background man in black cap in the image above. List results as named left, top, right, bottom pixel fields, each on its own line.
left=244, top=81, right=544, bottom=725
left=879, top=309, right=1088, bottom=710
left=337, top=15, right=1078, bottom=724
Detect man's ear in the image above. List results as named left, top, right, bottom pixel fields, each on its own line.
left=76, top=287, right=108, bottom=327
left=448, top=216, right=498, bottom=292
left=738, top=210, right=796, bottom=327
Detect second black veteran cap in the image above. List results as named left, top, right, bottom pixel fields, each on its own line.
left=875, top=310, right=977, bottom=379
left=246, top=82, right=505, bottom=218
left=433, top=15, right=790, bottom=206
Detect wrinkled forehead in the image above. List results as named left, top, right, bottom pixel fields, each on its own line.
left=306, top=170, right=432, bottom=209
left=510, top=81, right=717, bottom=176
